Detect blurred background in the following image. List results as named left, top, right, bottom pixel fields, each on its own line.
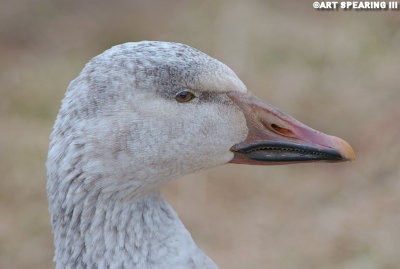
left=1, top=0, right=399, bottom=268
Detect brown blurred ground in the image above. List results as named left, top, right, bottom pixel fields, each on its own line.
left=1, top=1, right=399, bottom=268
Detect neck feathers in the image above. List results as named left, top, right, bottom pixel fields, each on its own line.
left=48, top=187, right=217, bottom=269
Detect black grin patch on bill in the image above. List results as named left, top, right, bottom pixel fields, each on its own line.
left=232, top=142, right=343, bottom=162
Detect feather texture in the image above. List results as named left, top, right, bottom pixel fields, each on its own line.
left=47, top=41, right=248, bottom=268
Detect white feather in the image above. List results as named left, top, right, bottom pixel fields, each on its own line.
left=47, top=41, right=248, bottom=268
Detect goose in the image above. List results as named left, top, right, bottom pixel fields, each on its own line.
left=46, top=41, right=355, bottom=269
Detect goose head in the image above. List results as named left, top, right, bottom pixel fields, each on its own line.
left=49, top=41, right=354, bottom=201
left=47, top=41, right=355, bottom=268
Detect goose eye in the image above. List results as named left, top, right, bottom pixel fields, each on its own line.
left=175, top=90, right=196, bottom=103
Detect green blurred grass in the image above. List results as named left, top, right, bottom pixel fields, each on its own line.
left=1, top=1, right=399, bottom=268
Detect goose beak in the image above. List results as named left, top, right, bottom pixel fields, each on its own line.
left=228, top=92, right=355, bottom=165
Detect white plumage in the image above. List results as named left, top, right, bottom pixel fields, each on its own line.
left=47, top=41, right=248, bottom=269
left=47, top=41, right=354, bottom=269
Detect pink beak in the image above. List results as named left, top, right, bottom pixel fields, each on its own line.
left=228, top=92, right=355, bottom=165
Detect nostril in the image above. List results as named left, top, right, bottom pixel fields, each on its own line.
left=270, top=123, right=296, bottom=137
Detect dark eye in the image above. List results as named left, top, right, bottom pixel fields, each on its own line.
left=175, top=90, right=196, bottom=103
